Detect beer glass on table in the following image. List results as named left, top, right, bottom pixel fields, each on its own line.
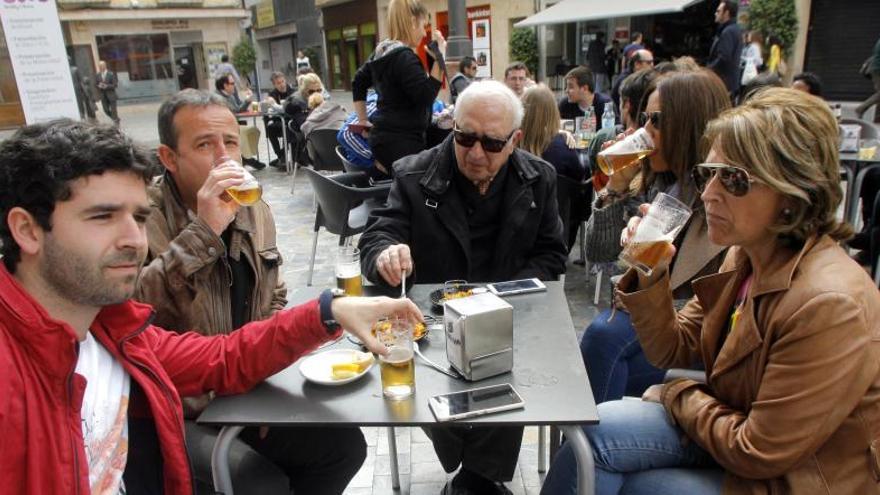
left=335, top=246, right=363, bottom=296
left=215, top=156, right=262, bottom=206
left=596, top=128, right=655, bottom=177
left=376, top=317, right=415, bottom=400
left=620, top=192, right=691, bottom=277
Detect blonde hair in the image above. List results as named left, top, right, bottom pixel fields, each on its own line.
left=307, top=92, right=324, bottom=110
left=388, top=0, right=428, bottom=46
left=672, top=56, right=701, bottom=72
left=704, top=87, right=851, bottom=245
left=519, top=85, right=560, bottom=156
left=298, top=73, right=322, bottom=99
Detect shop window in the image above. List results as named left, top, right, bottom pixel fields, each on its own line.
left=96, top=33, right=173, bottom=82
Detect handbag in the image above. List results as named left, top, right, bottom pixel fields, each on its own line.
left=861, top=56, right=873, bottom=79
left=741, top=59, right=758, bottom=85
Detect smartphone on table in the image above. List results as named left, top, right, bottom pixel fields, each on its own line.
left=428, top=383, right=525, bottom=422
left=485, top=278, right=547, bottom=297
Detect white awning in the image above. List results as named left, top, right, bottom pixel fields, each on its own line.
left=516, top=0, right=704, bottom=27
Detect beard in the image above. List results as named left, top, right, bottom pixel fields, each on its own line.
left=40, top=235, right=143, bottom=307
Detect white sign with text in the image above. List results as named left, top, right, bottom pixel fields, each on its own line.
left=0, top=0, right=79, bottom=123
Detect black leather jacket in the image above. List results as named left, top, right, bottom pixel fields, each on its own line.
left=358, top=135, right=568, bottom=287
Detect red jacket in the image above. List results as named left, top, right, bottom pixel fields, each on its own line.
left=0, top=264, right=336, bottom=494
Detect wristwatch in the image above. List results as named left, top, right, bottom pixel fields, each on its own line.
left=319, top=288, right=345, bottom=333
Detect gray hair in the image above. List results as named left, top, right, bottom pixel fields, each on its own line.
left=454, top=80, right=524, bottom=130
left=158, top=89, right=229, bottom=149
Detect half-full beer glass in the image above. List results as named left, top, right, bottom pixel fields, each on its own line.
left=620, top=192, right=691, bottom=276
left=335, top=246, right=363, bottom=296
left=596, top=128, right=655, bottom=176
left=376, top=317, right=415, bottom=400
left=215, top=156, right=262, bottom=206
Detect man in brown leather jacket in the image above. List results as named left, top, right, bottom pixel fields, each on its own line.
left=135, top=89, right=366, bottom=495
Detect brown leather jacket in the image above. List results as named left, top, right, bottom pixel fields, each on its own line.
left=619, top=235, right=880, bottom=494
left=136, top=175, right=287, bottom=335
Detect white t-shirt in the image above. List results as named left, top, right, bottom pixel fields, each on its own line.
left=296, top=55, right=310, bottom=69
left=75, top=331, right=131, bottom=495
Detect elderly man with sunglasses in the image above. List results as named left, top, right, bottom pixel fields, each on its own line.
left=358, top=80, right=568, bottom=495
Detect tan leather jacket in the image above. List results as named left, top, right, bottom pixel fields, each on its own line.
left=619, top=235, right=880, bottom=494
left=136, top=175, right=287, bottom=335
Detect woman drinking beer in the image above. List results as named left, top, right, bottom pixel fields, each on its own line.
left=581, top=69, right=731, bottom=405
left=542, top=87, right=880, bottom=495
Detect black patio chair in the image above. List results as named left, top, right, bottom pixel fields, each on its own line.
left=306, top=128, right=345, bottom=173
left=302, top=168, right=391, bottom=286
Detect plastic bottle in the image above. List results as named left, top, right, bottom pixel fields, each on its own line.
left=602, top=102, right=616, bottom=132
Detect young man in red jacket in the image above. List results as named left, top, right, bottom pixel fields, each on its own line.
left=0, top=118, right=421, bottom=495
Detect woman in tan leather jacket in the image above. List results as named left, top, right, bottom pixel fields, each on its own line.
left=543, top=88, right=880, bottom=494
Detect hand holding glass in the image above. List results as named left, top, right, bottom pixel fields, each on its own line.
left=215, top=157, right=261, bottom=206
left=597, top=128, right=655, bottom=176
left=619, top=193, right=691, bottom=277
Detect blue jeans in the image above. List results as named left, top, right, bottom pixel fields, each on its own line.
left=541, top=400, right=724, bottom=495
left=581, top=309, right=666, bottom=403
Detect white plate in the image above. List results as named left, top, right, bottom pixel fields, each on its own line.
left=299, top=349, right=375, bottom=386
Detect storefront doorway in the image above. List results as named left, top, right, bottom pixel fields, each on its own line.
left=174, top=45, right=198, bottom=90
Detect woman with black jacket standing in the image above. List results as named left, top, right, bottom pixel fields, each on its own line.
left=352, top=0, right=445, bottom=174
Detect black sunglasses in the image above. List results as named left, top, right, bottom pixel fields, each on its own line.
left=692, top=163, right=757, bottom=197
left=638, top=111, right=661, bottom=129
left=306, top=88, right=322, bottom=95
left=453, top=125, right=515, bottom=153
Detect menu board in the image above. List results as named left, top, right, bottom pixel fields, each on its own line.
left=0, top=0, right=78, bottom=123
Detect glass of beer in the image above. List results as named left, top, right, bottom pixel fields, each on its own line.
left=215, top=156, right=262, bottom=206
left=376, top=317, right=415, bottom=400
left=619, top=192, right=691, bottom=277
left=335, top=246, right=363, bottom=296
left=596, top=128, right=655, bottom=176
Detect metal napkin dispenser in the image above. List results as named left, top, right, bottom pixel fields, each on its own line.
left=444, top=292, right=514, bottom=381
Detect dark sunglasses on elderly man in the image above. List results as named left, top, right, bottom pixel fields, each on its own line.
left=638, top=111, right=662, bottom=129
left=453, top=125, right=516, bottom=153
left=692, top=163, right=758, bottom=197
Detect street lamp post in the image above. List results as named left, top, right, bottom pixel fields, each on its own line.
left=445, top=0, right=472, bottom=64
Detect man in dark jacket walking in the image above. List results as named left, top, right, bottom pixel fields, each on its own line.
left=358, top=80, right=568, bottom=495
left=707, top=0, right=743, bottom=98
left=96, top=60, right=120, bottom=124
